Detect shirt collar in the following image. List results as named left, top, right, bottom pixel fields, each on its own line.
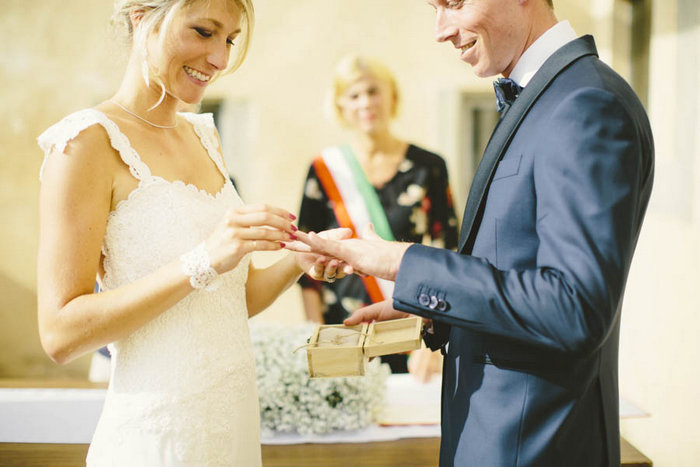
left=508, top=20, right=578, bottom=87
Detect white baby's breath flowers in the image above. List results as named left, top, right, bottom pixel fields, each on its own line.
left=250, top=321, right=390, bottom=436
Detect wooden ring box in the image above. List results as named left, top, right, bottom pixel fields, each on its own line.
left=305, top=317, right=423, bottom=378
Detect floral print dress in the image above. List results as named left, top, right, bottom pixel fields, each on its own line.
left=298, top=144, right=459, bottom=372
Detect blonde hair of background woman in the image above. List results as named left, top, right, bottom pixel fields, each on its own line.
left=111, top=0, right=255, bottom=108
left=328, top=55, right=401, bottom=126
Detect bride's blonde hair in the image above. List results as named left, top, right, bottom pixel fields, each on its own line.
left=112, top=0, right=254, bottom=107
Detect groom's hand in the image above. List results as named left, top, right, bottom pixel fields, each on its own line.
left=343, top=299, right=411, bottom=325
left=290, top=228, right=354, bottom=281
left=289, top=224, right=412, bottom=281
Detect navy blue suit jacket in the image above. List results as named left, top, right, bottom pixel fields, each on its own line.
left=393, top=36, right=654, bottom=466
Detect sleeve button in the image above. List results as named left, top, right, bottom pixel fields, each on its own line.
left=429, top=295, right=439, bottom=309
left=418, top=293, right=430, bottom=307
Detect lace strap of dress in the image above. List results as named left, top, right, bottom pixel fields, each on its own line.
left=37, top=108, right=153, bottom=182
left=182, top=112, right=228, bottom=180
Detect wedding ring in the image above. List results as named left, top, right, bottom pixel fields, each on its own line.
left=324, top=272, right=337, bottom=283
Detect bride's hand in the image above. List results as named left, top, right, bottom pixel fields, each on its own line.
left=288, top=228, right=354, bottom=283
left=204, top=204, right=298, bottom=274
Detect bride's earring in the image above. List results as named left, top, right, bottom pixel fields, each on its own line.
left=141, top=56, right=150, bottom=88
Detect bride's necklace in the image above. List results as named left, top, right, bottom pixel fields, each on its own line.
left=110, top=100, right=177, bottom=129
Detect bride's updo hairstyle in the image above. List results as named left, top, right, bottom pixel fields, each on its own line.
left=328, top=55, right=401, bottom=127
left=112, top=0, right=254, bottom=105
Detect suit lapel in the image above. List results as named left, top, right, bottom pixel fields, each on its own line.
left=457, top=35, right=599, bottom=253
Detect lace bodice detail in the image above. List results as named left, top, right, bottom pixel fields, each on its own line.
left=38, top=109, right=261, bottom=466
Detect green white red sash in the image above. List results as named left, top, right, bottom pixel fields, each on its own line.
left=312, top=145, right=395, bottom=303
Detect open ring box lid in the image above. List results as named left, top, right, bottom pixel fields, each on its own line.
left=305, top=317, right=423, bottom=378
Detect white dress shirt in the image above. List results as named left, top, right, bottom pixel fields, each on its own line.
left=509, top=20, right=578, bottom=87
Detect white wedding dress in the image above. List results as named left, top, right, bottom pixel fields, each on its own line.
left=38, top=109, right=262, bottom=466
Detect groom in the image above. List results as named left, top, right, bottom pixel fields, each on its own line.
left=293, top=0, right=654, bottom=465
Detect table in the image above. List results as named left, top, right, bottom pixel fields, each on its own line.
left=0, top=379, right=652, bottom=466
left=0, top=437, right=652, bottom=466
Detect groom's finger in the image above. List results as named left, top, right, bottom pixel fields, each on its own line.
left=283, top=240, right=312, bottom=252
left=306, top=232, right=344, bottom=258
left=318, top=227, right=353, bottom=241
left=344, top=302, right=384, bottom=325
left=287, top=231, right=319, bottom=250
left=340, top=262, right=354, bottom=275
left=292, top=231, right=356, bottom=268
left=343, top=310, right=371, bottom=326
left=360, top=223, right=381, bottom=240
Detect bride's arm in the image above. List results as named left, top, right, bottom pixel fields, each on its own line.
left=244, top=255, right=305, bottom=318
left=245, top=254, right=347, bottom=318
left=245, top=229, right=354, bottom=317
left=38, top=126, right=192, bottom=364
left=38, top=127, right=295, bottom=364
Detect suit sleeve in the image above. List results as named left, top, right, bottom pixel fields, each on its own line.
left=393, top=88, right=651, bottom=356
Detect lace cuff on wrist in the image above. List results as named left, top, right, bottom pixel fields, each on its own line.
left=180, top=242, right=220, bottom=291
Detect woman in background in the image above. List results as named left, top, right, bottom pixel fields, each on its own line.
left=37, top=0, right=343, bottom=464
left=297, top=55, right=458, bottom=374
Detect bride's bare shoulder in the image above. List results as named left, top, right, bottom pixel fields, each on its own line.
left=39, top=109, right=121, bottom=189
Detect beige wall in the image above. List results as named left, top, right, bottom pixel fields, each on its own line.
left=618, top=1, right=700, bottom=466
left=0, top=0, right=122, bottom=378
left=0, top=0, right=697, bottom=464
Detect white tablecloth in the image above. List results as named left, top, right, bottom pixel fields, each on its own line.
left=0, top=374, right=646, bottom=444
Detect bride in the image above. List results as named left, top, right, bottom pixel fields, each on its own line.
left=36, top=0, right=347, bottom=464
